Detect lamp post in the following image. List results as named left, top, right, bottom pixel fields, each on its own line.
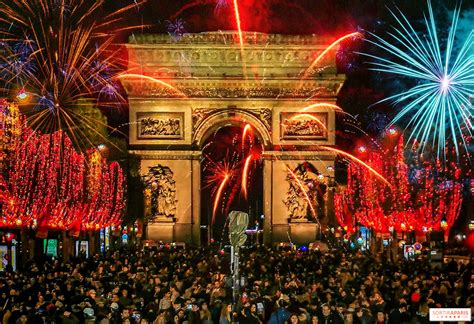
left=440, top=218, right=448, bottom=243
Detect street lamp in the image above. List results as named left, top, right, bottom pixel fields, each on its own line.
left=440, top=218, right=448, bottom=230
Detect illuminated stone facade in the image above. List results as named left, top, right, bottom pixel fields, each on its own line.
left=123, top=32, right=345, bottom=245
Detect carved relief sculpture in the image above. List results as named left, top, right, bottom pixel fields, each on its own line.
left=124, top=83, right=338, bottom=99
left=258, top=108, right=272, bottom=130
left=280, top=112, right=328, bottom=140
left=137, top=112, right=184, bottom=139
left=192, top=108, right=217, bottom=131
left=284, top=163, right=327, bottom=222
left=143, top=165, right=177, bottom=221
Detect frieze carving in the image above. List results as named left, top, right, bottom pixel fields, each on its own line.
left=258, top=108, right=272, bottom=130
left=137, top=112, right=184, bottom=139
left=129, top=48, right=322, bottom=65
left=140, top=117, right=180, bottom=137
left=129, top=32, right=336, bottom=46
left=280, top=112, right=328, bottom=140
left=124, top=83, right=338, bottom=98
left=284, top=163, right=327, bottom=222
left=143, top=165, right=177, bottom=221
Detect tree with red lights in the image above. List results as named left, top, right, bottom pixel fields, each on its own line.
left=1, top=103, right=125, bottom=233
left=335, top=133, right=462, bottom=239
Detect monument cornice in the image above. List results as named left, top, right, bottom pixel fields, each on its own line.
left=125, top=32, right=341, bottom=73
left=122, top=78, right=345, bottom=98
left=126, top=46, right=335, bottom=68
left=128, top=32, right=340, bottom=46
left=130, top=150, right=202, bottom=160
left=262, top=150, right=337, bottom=160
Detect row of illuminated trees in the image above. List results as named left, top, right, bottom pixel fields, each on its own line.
left=334, top=130, right=463, bottom=240
left=0, top=102, right=125, bottom=236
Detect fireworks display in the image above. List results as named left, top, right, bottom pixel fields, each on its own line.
left=0, top=0, right=142, bottom=147
left=166, top=18, right=187, bottom=39
left=202, top=126, right=263, bottom=228
left=0, top=0, right=471, bottom=246
left=361, top=0, right=473, bottom=158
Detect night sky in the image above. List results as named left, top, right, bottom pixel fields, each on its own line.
left=107, top=0, right=470, bottom=36
left=102, top=0, right=473, bottom=139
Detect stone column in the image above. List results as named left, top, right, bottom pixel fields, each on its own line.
left=147, top=217, right=175, bottom=242
left=191, top=158, right=201, bottom=246
left=263, top=158, right=273, bottom=245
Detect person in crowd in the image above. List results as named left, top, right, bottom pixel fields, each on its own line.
left=317, top=303, right=342, bottom=324
left=219, top=303, right=232, bottom=324
left=200, top=301, right=213, bottom=323
left=287, top=313, right=298, bottom=324
left=269, top=300, right=291, bottom=324
left=388, top=301, right=409, bottom=324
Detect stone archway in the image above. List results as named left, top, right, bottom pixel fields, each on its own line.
left=194, top=109, right=272, bottom=149
left=195, top=109, right=268, bottom=245
left=123, top=31, right=345, bottom=245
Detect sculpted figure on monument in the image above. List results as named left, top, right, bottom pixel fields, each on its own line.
left=140, top=117, right=181, bottom=136
left=143, top=165, right=177, bottom=221
left=283, top=163, right=327, bottom=222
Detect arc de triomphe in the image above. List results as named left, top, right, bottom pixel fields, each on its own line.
left=122, top=32, right=345, bottom=245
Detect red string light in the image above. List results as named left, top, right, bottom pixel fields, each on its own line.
left=1, top=103, right=125, bottom=232
left=335, top=135, right=462, bottom=236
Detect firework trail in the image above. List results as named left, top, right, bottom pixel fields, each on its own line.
left=319, top=146, right=391, bottom=186
left=301, top=32, right=362, bottom=81
left=241, top=154, right=253, bottom=199
left=285, top=165, right=317, bottom=219
left=212, top=172, right=231, bottom=224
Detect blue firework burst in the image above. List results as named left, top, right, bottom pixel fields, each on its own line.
left=362, top=0, right=473, bottom=158
left=35, top=93, right=56, bottom=114
left=166, top=19, right=187, bottom=40
left=365, top=111, right=390, bottom=134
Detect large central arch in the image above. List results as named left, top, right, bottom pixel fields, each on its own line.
left=124, top=32, right=345, bottom=245
left=194, top=109, right=271, bottom=149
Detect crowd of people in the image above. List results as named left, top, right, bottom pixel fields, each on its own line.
left=0, top=245, right=472, bottom=323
